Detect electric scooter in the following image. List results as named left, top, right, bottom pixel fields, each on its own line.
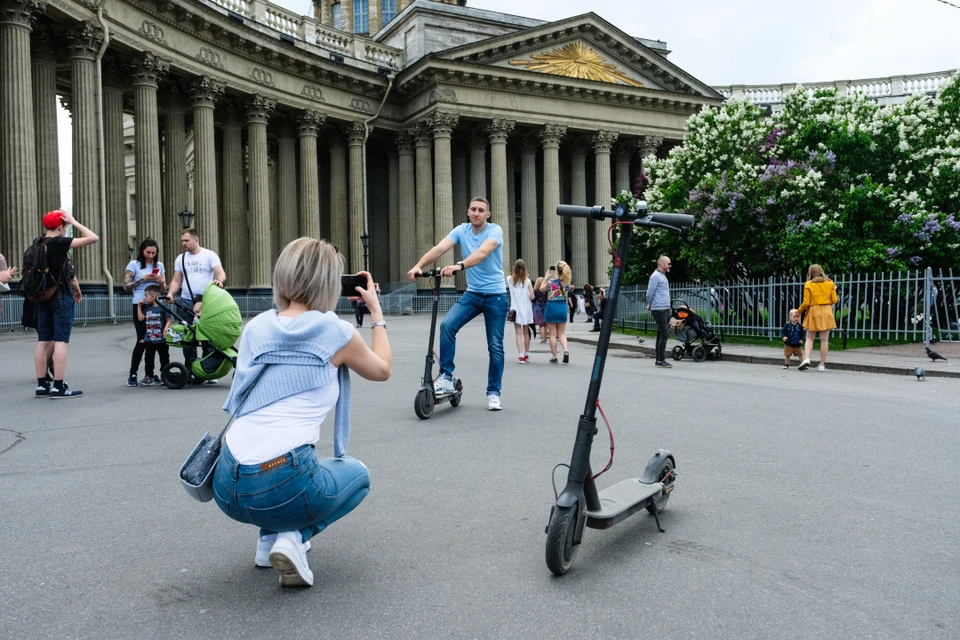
left=413, top=269, right=463, bottom=419
left=545, top=201, right=694, bottom=575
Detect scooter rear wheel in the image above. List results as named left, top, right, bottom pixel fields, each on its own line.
left=161, top=362, right=188, bottom=389
left=545, top=504, right=580, bottom=576
left=414, top=387, right=435, bottom=420
left=646, top=457, right=675, bottom=515
left=449, top=379, right=463, bottom=407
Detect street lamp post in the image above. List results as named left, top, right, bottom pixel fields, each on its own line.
left=178, top=206, right=195, bottom=230
left=360, top=232, right=370, bottom=273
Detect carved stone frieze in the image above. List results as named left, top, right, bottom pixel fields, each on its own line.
left=196, top=47, right=223, bottom=69
left=428, top=87, right=458, bottom=105
left=65, top=21, right=104, bottom=61
left=0, top=0, right=45, bottom=27
left=250, top=67, right=274, bottom=87
left=300, top=84, right=325, bottom=103
left=349, top=96, right=372, bottom=113
left=139, top=19, right=166, bottom=45
left=127, top=51, right=170, bottom=87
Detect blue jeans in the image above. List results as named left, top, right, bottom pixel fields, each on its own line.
left=439, top=291, right=509, bottom=396
left=213, top=443, right=370, bottom=543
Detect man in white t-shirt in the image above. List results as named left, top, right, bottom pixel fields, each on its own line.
left=167, top=228, right=227, bottom=316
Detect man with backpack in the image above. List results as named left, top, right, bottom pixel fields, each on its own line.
left=24, top=209, right=99, bottom=398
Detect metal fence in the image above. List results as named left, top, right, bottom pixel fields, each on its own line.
left=614, top=267, right=960, bottom=344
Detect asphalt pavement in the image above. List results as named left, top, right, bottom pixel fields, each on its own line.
left=1, top=315, right=958, bottom=639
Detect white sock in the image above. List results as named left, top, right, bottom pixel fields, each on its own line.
left=260, top=533, right=277, bottom=542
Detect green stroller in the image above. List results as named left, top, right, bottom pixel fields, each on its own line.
left=158, top=283, right=242, bottom=389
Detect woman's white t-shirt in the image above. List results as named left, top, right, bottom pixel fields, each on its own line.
left=125, top=260, right=165, bottom=304
left=507, top=276, right=534, bottom=325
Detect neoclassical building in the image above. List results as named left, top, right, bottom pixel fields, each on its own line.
left=0, top=0, right=724, bottom=293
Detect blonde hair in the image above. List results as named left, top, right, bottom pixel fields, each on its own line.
left=807, top=264, right=828, bottom=283
left=511, top=259, right=528, bottom=286
left=273, top=238, right=343, bottom=312
left=789, top=308, right=800, bottom=319
left=555, top=260, right=572, bottom=286
left=534, top=277, right=545, bottom=290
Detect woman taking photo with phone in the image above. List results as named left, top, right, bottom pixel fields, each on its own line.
left=539, top=261, right=572, bottom=363
left=212, top=238, right=391, bottom=589
left=124, top=238, right=166, bottom=386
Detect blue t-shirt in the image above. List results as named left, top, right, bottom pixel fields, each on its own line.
left=143, top=304, right=169, bottom=344
left=445, top=222, right=505, bottom=294
left=125, top=260, right=166, bottom=304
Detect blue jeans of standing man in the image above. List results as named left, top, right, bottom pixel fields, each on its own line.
left=213, top=442, right=370, bottom=544
left=439, top=291, right=509, bottom=396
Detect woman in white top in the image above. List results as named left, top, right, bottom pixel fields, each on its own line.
left=212, top=238, right=391, bottom=588
left=507, top=259, right=535, bottom=363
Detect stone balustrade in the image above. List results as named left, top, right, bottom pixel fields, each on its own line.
left=714, top=70, right=957, bottom=106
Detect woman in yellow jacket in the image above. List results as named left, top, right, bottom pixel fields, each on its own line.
left=797, top=264, right=838, bottom=371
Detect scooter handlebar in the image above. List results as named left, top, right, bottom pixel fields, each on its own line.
left=640, top=212, right=695, bottom=229
left=556, top=204, right=604, bottom=219
left=414, top=268, right=444, bottom=278
left=556, top=203, right=694, bottom=231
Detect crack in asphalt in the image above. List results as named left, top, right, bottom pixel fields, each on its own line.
left=0, top=428, right=25, bottom=455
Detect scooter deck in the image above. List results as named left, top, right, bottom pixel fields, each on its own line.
left=584, top=478, right=663, bottom=529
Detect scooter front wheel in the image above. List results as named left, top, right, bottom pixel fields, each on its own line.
left=646, top=456, right=675, bottom=515
left=414, top=387, right=435, bottom=420
left=545, top=504, right=580, bottom=576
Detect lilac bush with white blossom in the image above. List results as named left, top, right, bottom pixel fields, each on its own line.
left=633, top=74, right=960, bottom=282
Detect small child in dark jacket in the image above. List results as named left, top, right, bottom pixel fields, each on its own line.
left=781, top=308, right=807, bottom=369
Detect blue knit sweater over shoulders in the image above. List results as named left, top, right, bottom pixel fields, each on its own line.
left=223, top=309, right=356, bottom=457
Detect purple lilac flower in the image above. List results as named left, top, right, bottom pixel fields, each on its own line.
left=897, top=213, right=912, bottom=224
left=914, top=231, right=931, bottom=242
left=922, top=219, right=942, bottom=235
left=886, top=247, right=900, bottom=258
left=800, top=220, right=812, bottom=229
left=766, top=196, right=776, bottom=205
left=946, top=215, right=960, bottom=230
left=689, top=189, right=703, bottom=203
left=910, top=256, right=922, bottom=266
left=823, top=150, right=837, bottom=165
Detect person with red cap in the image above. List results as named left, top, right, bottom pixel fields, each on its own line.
left=31, top=209, right=99, bottom=398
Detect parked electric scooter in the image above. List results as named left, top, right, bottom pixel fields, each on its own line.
left=414, top=269, right=463, bottom=419
left=545, top=201, right=694, bottom=575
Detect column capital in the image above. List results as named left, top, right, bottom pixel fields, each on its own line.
left=66, top=21, right=104, bottom=61
left=219, top=99, right=244, bottom=127
left=592, top=130, right=619, bottom=153
left=189, top=75, right=224, bottom=108
left=568, top=135, right=591, bottom=159
left=519, top=132, right=539, bottom=155
left=0, top=0, right=45, bottom=28
left=245, top=93, right=275, bottom=125
left=158, top=85, right=187, bottom=112
left=127, top=51, right=170, bottom=88
left=486, top=118, right=515, bottom=144
left=539, top=124, right=567, bottom=149
left=614, top=142, right=634, bottom=163
left=101, top=56, right=126, bottom=89
left=277, top=118, right=297, bottom=139
left=344, top=121, right=366, bottom=146
left=413, top=122, right=433, bottom=148
left=395, top=130, right=416, bottom=153
left=638, top=134, right=664, bottom=157
left=470, top=129, right=488, bottom=152
left=30, top=25, right=57, bottom=63
left=428, top=111, right=459, bottom=138
left=297, top=109, right=326, bottom=136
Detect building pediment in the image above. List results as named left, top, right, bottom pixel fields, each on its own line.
left=436, top=13, right=722, bottom=99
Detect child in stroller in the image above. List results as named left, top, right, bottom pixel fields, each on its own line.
left=668, top=300, right=722, bottom=362
left=155, top=282, right=242, bottom=388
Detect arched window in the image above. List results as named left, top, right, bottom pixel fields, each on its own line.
left=332, top=1, right=341, bottom=30
left=353, top=0, right=368, bottom=34
left=381, top=0, right=397, bottom=26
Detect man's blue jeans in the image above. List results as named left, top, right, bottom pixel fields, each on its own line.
left=439, top=291, right=509, bottom=396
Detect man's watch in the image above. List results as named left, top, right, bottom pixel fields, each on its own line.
left=457, top=261, right=466, bottom=271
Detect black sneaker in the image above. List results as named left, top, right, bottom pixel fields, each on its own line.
left=655, top=360, right=673, bottom=368
left=49, top=383, right=83, bottom=399
left=36, top=382, right=51, bottom=398
left=128, top=375, right=139, bottom=387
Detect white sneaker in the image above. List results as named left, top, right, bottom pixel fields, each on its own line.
left=817, top=364, right=826, bottom=372
left=256, top=535, right=311, bottom=568
left=487, top=394, right=502, bottom=411
left=797, top=359, right=810, bottom=371
left=434, top=376, right=455, bottom=395
left=268, top=532, right=314, bottom=587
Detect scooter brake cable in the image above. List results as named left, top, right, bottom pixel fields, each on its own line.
left=606, top=222, right=633, bottom=268
left=591, top=399, right=615, bottom=480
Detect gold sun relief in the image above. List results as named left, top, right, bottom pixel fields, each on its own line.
left=508, top=42, right=643, bottom=87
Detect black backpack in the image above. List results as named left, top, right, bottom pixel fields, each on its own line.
left=21, top=237, right=62, bottom=303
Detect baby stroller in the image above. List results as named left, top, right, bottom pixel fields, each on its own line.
left=669, top=300, right=722, bottom=362
left=156, top=283, right=242, bottom=388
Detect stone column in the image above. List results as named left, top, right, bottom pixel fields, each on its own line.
left=66, top=22, right=106, bottom=285
left=469, top=129, right=487, bottom=199
left=540, top=124, right=566, bottom=274
left=614, top=142, right=632, bottom=194
left=592, top=130, right=618, bottom=287
left=245, top=94, right=275, bottom=291
left=452, top=144, right=468, bottom=291
left=129, top=51, right=169, bottom=249
left=487, top=118, right=514, bottom=274
left=569, top=137, right=589, bottom=286
left=430, top=112, right=458, bottom=248
left=160, top=90, right=187, bottom=268
left=329, top=133, right=348, bottom=260
left=396, top=130, right=417, bottom=278
left=102, top=59, right=128, bottom=284
left=276, top=120, right=298, bottom=252
left=0, top=0, right=43, bottom=261
left=388, top=147, right=400, bottom=281
left=31, top=26, right=59, bottom=217
left=219, top=102, right=247, bottom=288
left=188, top=75, right=224, bottom=254
left=345, top=121, right=366, bottom=273
left=297, top=110, right=324, bottom=239
left=414, top=121, right=433, bottom=285
left=519, top=134, right=539, bottom=272
left=637, top=134, right=663, bottom=176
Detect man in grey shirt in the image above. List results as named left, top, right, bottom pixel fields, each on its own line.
left=646, top=255, right=673, bottom=368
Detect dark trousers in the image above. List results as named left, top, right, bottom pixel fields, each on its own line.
left=144, top=343, right=170, bottom=376
left=593, top=311, right=603, bottom=330
left=568, top=306, right=575, bottom=323
left=652, top=309, right=671, bottom=362
left=130, top=309, right=147, bottom=376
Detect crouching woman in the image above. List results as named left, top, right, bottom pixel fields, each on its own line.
left=213, top=238, right=391, bottom=588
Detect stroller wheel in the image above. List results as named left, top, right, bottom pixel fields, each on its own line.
left=672, top=345, right=685, bottom=361
left=714, top=347, right=722, bottom=361
left=692, top=345, right=707, bottom=362
left=161, top=362, right=189, bottom=389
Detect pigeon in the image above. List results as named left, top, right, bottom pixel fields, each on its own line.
left=914, top=368, right=925, bottom=381
left=925, top=347, right=947, bottom=362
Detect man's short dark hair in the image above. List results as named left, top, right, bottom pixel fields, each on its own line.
left=181, top=228, right=199, bottom=239
left=469, top=196, right=491, bottom=211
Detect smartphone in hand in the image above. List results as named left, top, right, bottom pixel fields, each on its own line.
left=340, top=274, right=368, bottom=298
left=152, top=267, right=160, bottom=275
